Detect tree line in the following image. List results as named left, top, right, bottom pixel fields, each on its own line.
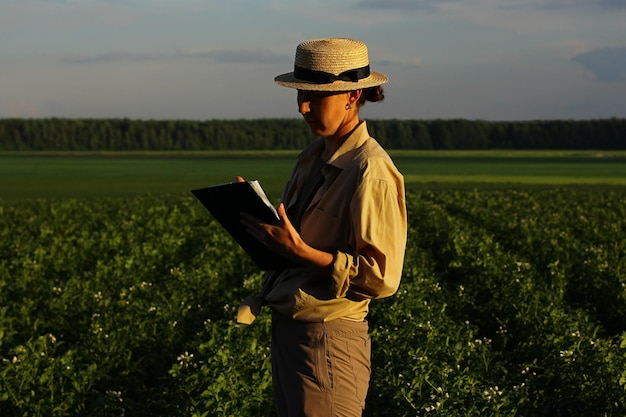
left=0, top=118, right=624, bottom=151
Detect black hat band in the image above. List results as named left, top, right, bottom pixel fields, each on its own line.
left=293, top=65, right=370, bottom=84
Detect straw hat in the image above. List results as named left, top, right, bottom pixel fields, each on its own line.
left=274, top=38, right=388, bottom=91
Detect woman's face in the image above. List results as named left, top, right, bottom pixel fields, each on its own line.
left=297, top=90, right=355, bottom=139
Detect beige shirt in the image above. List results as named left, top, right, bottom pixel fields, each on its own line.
left=238, top=121, right=407, bottom=323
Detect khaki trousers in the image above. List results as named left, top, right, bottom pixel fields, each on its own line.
left=271, top=312, right=371, bottom=417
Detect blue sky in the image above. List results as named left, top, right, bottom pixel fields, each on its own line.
left=1, top=0, right=625, bottom=121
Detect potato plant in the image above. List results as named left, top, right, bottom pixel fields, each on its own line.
left=0, top=190, right=625, bottom=416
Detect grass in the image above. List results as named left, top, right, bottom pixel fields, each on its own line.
left=0, top=153, right=296, bottom=199
left=1, top=150, right=626, bottom=199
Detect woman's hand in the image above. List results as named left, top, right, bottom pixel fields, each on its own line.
left=240, top=203, right=334, bottom=269
left=241, top=202, right=301, bottom=259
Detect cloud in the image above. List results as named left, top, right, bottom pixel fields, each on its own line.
left=181, top=48, right=290, bottom=64
left=58, top=46, right=419, bottom=74
left=356, top=0, right=449, bottom=12
left=602, top=0, right=626, bottom=7
left=61, top=48, right=290, bottom=65
left=571, top=47, right=626, bottom=82
left=356, top=0, right=626, bottom=13
left=374, top=56, right=421, bottom=68
left=498, top=0, right=626, bottom=11
left=61, top=51, right=165, bottom=64
left=583, top=0, right=626, bottom=10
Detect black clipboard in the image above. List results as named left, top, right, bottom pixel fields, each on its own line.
left=191, top=180, right=295, bottom=270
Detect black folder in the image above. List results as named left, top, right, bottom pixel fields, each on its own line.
left=191, top=181, right=295, bottom=270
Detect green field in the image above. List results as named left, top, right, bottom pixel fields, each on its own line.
left=2, top=150, right=626, bottom=199
left=1, top=189, right=625, bottom=416
left=1, top=150, right=626, bottom=415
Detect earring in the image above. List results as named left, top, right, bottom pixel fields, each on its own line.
left=345, top=103, right=352, bottom=110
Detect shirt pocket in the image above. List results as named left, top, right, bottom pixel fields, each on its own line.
left=300, top=206, right=344, bottom=252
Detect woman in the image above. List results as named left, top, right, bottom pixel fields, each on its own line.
left=238, top=38, right=407, bottom=417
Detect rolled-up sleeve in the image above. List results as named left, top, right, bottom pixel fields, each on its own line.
left=330, top=164, right=407, bottom=300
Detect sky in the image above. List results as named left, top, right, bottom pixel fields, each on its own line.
left=1, top=0, right=625, bottom=121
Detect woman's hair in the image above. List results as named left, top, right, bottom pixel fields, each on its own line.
left=357, top=86, right=385, bottom=107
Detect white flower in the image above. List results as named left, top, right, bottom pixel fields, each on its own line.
left=483, top=386, right=503, bottom=402
left=105, top=390, right=123, bottom=402
left=177, top=352, right=194, bottom=367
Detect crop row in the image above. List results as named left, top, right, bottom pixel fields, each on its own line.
left=1, top=190, right=625, bottom=416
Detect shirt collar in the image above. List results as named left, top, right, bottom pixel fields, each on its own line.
left=328, top=121, right=369, bottom=169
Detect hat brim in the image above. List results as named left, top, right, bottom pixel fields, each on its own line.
left=274, top=71, right=388, bottom=91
